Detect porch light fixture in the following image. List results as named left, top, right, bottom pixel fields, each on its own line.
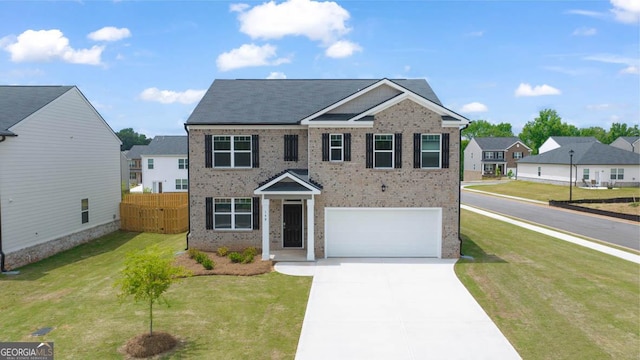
left=381, top=183, right=387, bottom=192
left=569, top=149, right=574, bottom=202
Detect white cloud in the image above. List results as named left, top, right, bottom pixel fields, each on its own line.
left=266, top=71, right=287, bottom=79
left=566, top=9, right=607, bottom=19
left=514, top=83, right=561, bottom=97
left=88, top=27, right=131, bottom=42
left=460, top=102, right=488, bottom=113
left=139, top=88, right=206, bottom=104
left=216, top=43, right=290, bottom=71
left=572, top=27, right=597, bottom=36
left=620, top=65, right=639, bottom=74
left=466, top=31, right=484, bottom=37
left=325, top=40, right=362, bottom=58
left=2, top=29, right=103, bottom=65
left=404, top=65, right=411, bottom=72
left=586, top=103, right=611, bottom=110
left=233, top=0, right=351, bottom=44
left=610, top=0, right=640, bottom=24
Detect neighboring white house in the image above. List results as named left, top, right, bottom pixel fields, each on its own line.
left=0, top=86, right=122, bottom=270
left=610, top=136, right=640, bottom=154
left=517, top=142, right=640, bottom=187
left=141, top=136, right=188, bottom=193
left=538, top=136, right=598, bottom=154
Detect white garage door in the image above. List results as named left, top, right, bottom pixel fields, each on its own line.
left=325, top=208, right=442, bottom=258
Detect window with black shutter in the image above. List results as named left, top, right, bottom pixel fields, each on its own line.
left=365, top=133, right=373, bottom=168
left=205, top=197, right=213, bottom=230
left=344, top=133, right=351, bottom=161
left=205, top=135, right=212, bottom=168
left=252, top=134, right=259, bottom=168
left=321, top=133, right=330, bottom=161
left=252, top=197, right=260, bottom=230
left=394, top=133, right=402, bottom=168
left=441, top=133, right=450, bottom=168
left=284, top=135, right=299, bottom=161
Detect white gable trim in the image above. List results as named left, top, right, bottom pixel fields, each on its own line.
left=300, top=78, right=469, bottom=126
left=254, top=172, right=321, bottom=195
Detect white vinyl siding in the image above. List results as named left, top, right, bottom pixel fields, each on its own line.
left=0, top=88, right=121, bottom=253
left=141, top=155, right=189, bottom=193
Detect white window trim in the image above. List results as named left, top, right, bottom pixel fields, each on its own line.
left=147, top=158, right=154, bottom=169
left=175, top=179, right=188, bottom=190
left=213, top=135, right=252, bottom=168
left=214, top=198, right=253, bottom=230
left=329, top=133, right=343, bottom=162
left=81, top=198, right=89, bottom=224
left=611, top=168, right=624, bottom=180
left=513, top=152, right=523, bottom=159
left=374, top=134, right=394, bottom=169
left=178, top=158, right=188, bottom=169
left=421, top=134, right=442, bottom=169
left=583, top=168, right=589, bottom=180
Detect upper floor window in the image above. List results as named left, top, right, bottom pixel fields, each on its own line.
left=374, top=134, right=394, bottom=168
left=611, top=168, right=624, bottom=180
left=214, top=135, right=251, bottom=168
left=147, top=159, right=154, bottom=169
left=129, top=160, right=136, bottom=168
left=513, top=152, right=523, bottom=159
left=178, top=158, right=188, bottom=169
left=330, top=134, right=344, bottom=162
left=484, top=151, right=495, bottom=160
left=420, top=134, right=441, bottom=168
left=496, top=152, right=504, bottom=160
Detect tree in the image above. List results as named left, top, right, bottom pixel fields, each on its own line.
left=117, top=128, right=151, bottom=151
left=605, top=123, right=640, bottom=144
left=519, top=109, right=579, bottom=154
left=579, top=126, right=608, bottom=143
left=462, top=119, right=514, bottom=140
left=116, top=246, right=189, bottom=335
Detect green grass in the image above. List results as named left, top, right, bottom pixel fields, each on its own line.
left=456, top=210, right=640, bottom=359
left=466, top=180, right=640, bottom=202
left=0, top=231, right=312, bottom=359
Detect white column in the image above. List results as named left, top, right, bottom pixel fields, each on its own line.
left=306, top=197, right=315, bottom=261
left=261, top=197, right=270, bottom=261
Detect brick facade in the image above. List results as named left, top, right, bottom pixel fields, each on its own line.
left=188, top=100, right=462, bottom=258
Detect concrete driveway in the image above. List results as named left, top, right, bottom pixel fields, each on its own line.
left=278, top=258, right=520, bottom=360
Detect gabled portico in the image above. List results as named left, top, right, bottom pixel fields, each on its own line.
left=254, top=169, right=322, bottom=261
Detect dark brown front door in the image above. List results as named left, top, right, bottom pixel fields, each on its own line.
left=283, top=203, right=303, bottom=248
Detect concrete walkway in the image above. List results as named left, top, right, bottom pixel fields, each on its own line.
left=276, top=258, right=521, bottom=360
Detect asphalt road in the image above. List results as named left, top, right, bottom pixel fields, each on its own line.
left=461, top=190, right=640, bottom=251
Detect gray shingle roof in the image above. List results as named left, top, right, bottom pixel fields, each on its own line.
left=125, top=144, right=149, bottom=159
left=549, top=136, right=598, bottom=145
left=619, top=136, right=640, bottom=144
left=0, top=86, right=74, bottom=135
left=186, top=79, right=443, bottom=125
left=473, top=137, right=527, bottom=150
left=518, top=142, right=640, bottom=165
left=142, top=136, right=187, bottom=156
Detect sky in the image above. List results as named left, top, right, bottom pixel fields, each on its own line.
left=0, top=0, right=638, bottom=137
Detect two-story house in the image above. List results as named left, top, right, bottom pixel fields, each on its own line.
left=185, top=79, right=469, bottom=261
left=610, top=136, right=640, bottom=154
left=141, top=136, right=188, bottom=193
left=464, top=137, right=531, bottom=180
left=124, top=144, right=148, bottom=186
left=0, top=86, right=121, bottom=270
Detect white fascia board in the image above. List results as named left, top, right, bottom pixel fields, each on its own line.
left=254, top=172, right=321, bottom=195
left=300, top=79, right=401, bottom=125
left=185, top=124, right=306, bottom=131
left=307, top=121, right=374, bottom=128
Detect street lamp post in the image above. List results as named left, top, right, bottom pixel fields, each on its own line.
left=569, top=149, right=574, bottom=202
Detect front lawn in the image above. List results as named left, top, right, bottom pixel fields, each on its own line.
left=456, top=210, right=640, bottom=359
left=466, top=180, right=640, bottom=201
left=0, top=231, right=312, bottom=359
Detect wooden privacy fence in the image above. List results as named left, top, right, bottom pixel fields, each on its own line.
left=120, top=193, right=188, bottom=233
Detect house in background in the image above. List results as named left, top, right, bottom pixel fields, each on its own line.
left=0, top=86, right=121, bottom=270
left=463, top=137, right=531, bottom=180
left=538, top=136, right=598, bottom=154
left=185, top=78, right=469, bottom=261
left=610, top=136, right=639, bottom=154
left=141, top=136, right=188, bottom=193
left=517, top=142, right=640, bottom=187
left=124, top=144, right=148, bottom=186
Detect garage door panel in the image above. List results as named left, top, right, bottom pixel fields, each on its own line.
left=325, top=208, right=441, bottom=258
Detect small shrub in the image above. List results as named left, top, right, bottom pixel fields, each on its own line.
left=187, top=248, right=200, bottom=259
left=242, top=253, right=254, bottom=264
left=194, top=252, right=208, bottom=264
left=243, top=247, right=258, bottom=257
left=216, top=246, right=229, bottom=257
left=228, top=252, right=244, bottom=263
left=200, top=257, right=215, bottom=270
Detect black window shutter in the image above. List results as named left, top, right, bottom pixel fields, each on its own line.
left=394, top=133, right=402, bottom=168
left=284, top=135, right=299, bottom=162
left=344, top=133, right=351, bottom=161
left=252, top=197, right=260, bottom=230
left=413, top=133, right=421, bottom=168
left=205, top=135, right=212, bottom=168
left=321, top=133, right=329, bottom=161
left=442, top=133, right=450, bottom=169
left=205, top=197, right=213, bottom=230
left=293, top=135, right=298, bottom=161
left=366, top=133, right=373, bottom=168
left=284, top=135, right=290, bottom=161
left=252, top=134, right=259, bottom=168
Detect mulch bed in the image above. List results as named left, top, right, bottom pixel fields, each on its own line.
left=122, top=331, right=178, bottom=358
left=174, top=251, right=273, bottom=276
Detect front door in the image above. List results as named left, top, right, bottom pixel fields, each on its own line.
left=283, top=203, right=303, bottom=248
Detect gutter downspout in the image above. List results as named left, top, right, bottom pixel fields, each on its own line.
left=0, top=135, right=8, bottom=271
left=459, top=123, right=470, bottom=258
left=183, top=123, right=190, bottom=251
